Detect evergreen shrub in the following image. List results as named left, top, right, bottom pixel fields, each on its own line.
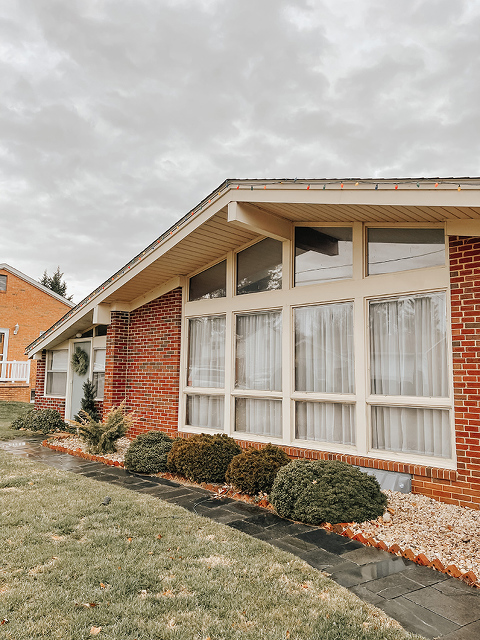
left=124, top=430, right=174, bottom=474
left=167, top=433, right=241, bottom=484
left=11, top=408, right=68, bottom=435
left=225, top=443, right=290, bottom=495
left=74, top=380, right=101, bottom=422
left=269, top=459, right=387, bottom=525
left=76, top=402, right=132, bottom=454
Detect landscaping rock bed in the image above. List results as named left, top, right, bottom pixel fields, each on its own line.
left=43, top=435, right=480, bottom=587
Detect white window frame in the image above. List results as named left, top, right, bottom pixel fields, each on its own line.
left=180, top=223, right=454, bottom=468
left=44, top=348, right=69, bottom=398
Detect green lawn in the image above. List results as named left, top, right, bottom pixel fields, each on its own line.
left=0, top=453, right=424, bottom=640
left=0, top=400, right=32, bottom=440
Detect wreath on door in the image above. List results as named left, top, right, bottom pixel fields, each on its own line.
left=71, top=347, right=89, bottom=376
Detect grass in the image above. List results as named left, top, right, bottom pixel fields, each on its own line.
left=0, top=400, right=32, bottom=440
left=0, top=454, right=425, bottom=640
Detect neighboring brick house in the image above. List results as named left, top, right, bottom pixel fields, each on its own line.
left=26, top=178, right=480, bottom=509
left=0, top=264, right=74, bottom=402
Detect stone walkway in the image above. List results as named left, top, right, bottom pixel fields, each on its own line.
left=2, top=436, right=480, bottom=640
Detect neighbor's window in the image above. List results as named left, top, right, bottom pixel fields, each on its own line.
left=93, top=348, right=106, bottom=399
left=186, top=315, right=226, bottom=430
left=0, top=275, right=6, bottom=292
left=367, top=228, right=445, bottom=275
left=295, top=227, right=353, bottom=286
left=236, top=238, right=282, bottom=295
left=46, top=350, right=68, bottom=396
left=189, top=260, right=226, bottom=301
left=369, top=292, right=450, bottom=458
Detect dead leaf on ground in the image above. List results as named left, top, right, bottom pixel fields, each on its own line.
left=90, top=626, right=102, bottom=635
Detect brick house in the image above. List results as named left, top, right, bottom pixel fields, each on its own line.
left=0, top=264, right=74, bottom=402
left=26, top=178, right=480, bottom=508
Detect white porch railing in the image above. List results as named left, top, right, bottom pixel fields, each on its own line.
left=0, top=360, right=31, bottom=383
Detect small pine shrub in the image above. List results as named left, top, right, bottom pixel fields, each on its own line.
left=74, top=380, right=101, bottom=422
left=225, top=444, right=290, bottom=495
left=167, top=433, right=241, bottom=484
left=269, top=459, right=387, bottom=525
left=124, top=430, right=174, bottom=474
left=76, top=402, right=132, bottom=455
left=11, top=408, right=68, bottom=435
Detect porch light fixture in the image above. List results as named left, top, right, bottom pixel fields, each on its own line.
left=14, top=323, right=19, bottom=335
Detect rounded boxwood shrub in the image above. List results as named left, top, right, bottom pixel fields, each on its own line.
left=124, top=430, right=174, bottom=474
left=167, top=433, right=241, bottom=484
left=225, top=443, right=290, bottom=495
left=269, top=459, right=387, bottom=525
left=11, top=408, right=68, bottom=435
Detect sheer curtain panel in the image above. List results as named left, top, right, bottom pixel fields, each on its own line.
left=187, top=316, right=226, bottom=388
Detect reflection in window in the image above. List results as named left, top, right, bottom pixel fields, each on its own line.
left=235, top=397, right=282, bottom=438
left=189, top=261, right=226, bottom=301
left=237, top=238, right=282, bottom=295
left=368, top=228, right=445, bottom=275
left=186, top=394, right=224, bottom=429
left=295, top=227, right=353, bottom=285
left=0, top=275, right=6, bottom=291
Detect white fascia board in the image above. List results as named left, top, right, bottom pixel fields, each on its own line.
left=446, top=220, right=480, bottom=236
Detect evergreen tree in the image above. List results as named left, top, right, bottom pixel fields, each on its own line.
left=74, top=380, right=101, bottom=423
left=40, top=266, right=73, bottom=301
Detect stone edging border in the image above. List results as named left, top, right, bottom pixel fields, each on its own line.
left=42, top=439, right=479, bottom=589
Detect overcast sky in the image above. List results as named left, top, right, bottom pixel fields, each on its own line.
left=2, top=0, right=479, bottom=302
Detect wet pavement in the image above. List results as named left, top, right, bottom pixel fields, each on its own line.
left=2, top=436, right=480, bottom=640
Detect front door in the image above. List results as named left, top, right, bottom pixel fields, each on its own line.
left=70, top=341, right=91, bottom=420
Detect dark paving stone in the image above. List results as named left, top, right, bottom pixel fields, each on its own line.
left=432, top=577, right=479, bottom=595
left=441, top=619, right=480, bottom=640
left=223, top=501, right=267, bottom=516
left=226, top=520, right=265, bottom=536
left=379, top=596, right=460, bottom=639
left=91, top=473, right=123, bottom=483
left=330, top=555, right=411, bottom=588
left=364, top=572, right=427, bottom=599
left=239, top=512, right=290, bottom=528
left=404, top=586, right=480, bottom=626
left=161, top=491, right=209, bottom=505
left=296, top=528, right=363, bottom=554
left=302, top=549, right=359, bottom=572
left=193, top=506, right=242, bottom=524
left=340, top=546, right=394, bottom=565
left=349, top=584, right=386, bottom=606
left=269, top=535, right=318, bottom=553
left=399, top=564, right=449, bottom=587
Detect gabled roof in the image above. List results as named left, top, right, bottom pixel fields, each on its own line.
left=0, top=263, right=76, bottom=307
left=25, top=177, right=480, bottom=356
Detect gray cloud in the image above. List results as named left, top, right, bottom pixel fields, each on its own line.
left=1, top=0, right=479, bottom=301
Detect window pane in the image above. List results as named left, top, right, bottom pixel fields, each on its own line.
left=368, top=228, right=445, bottom=275
left=0, top=275, right=6, bottom=291
left=93, top=349, right=106, bottom=371
left=237, top=238, right=282, bottom=295
left=93, top=372, right=105, bottom=399
left=370, top=293, right=448, bottom=397
left=236, top=311, right=282, bottom=391
left=0, top=332, right=5, bottom=359
left=372, top=405, right=451, bottom=458
left=188, top=316, right=225, bottom=387
left=49, top=350, right=68, bottom=371
left=295, top=302, right=354, bottom=393
left=295, top=401, right=355, bottom=445
left=189, top=261, right=226, bottom=301
left=186, top=395, right=224, bottom=429
left=46, top=372, right=67, bottom=396
left=295, top=227, right=353, bottom=285
left=235, top=398, right=282, bottom=438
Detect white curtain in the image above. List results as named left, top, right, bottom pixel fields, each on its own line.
left=370, top=294, right=448, bottom=397
left=296, top=401, right=355, bottom=445
left=295, top=302, right=354, bottom=393
left=186, top=395, right=224, bottom=430
left=235, top=398, right=282, bottom=438
left=372, top=406, right=451, bottom=458
left=46, top=349, right=68, bottom=396
left=235, top=312, right=282, bottom=391
left=188, top=316, right=225, bottom=387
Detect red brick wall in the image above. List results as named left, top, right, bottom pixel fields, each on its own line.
left=103, top=311, right=130, bottom=415
left=124, top=288, right=182, bottom=438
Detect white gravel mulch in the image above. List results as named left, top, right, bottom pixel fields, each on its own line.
left=47, top=435, right=480, bottom=581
